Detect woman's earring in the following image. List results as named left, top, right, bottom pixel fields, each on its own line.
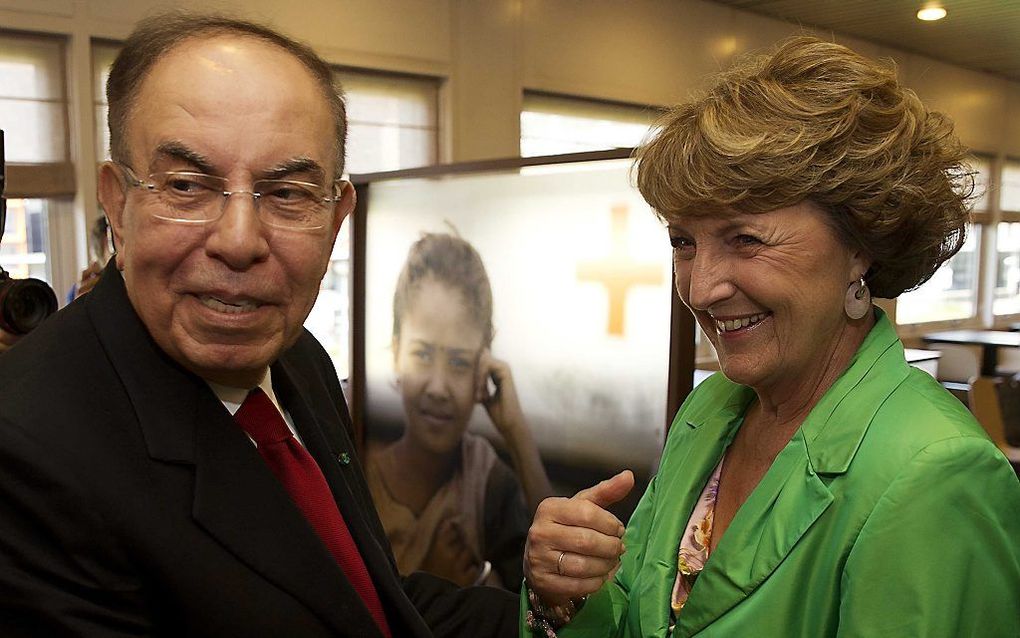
left=844, top=276, right=871, bottom=320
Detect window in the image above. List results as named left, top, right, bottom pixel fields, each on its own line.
left=521, top=92, right=661, bottom=157
left=896, top=156, right=990, bottom=325
left=1, top=198, right=51, bottom=284
left=0, top=33, right=68, bottom=164
left=92, top=41, right=119, bottom=162
left=994, top=222, right=1020, bottom=316
left=994, top=158, right=1020, bottom=317
left=309, top=69, right=441, bottom=379
left=335, top=69, right=439, bottom=175
left=896, top=225, right=980, bottom=325
left=0, top=32, right=73, bottom=288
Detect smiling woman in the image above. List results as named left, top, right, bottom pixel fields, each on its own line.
left=521, top=36, right=1020, bottom=638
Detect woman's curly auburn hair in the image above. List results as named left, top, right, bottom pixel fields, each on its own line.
left=636, top=36, right=974, bottom=298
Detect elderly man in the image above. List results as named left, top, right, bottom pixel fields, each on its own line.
left=0, top=13, right=516, bottom=638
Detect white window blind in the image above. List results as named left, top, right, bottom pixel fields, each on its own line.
left=336, top=69, right=439, bottom=175
left=521, top=92, right=660, bottom=157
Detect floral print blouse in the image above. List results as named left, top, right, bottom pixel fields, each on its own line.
left=669, top=458, right=724, bottom=629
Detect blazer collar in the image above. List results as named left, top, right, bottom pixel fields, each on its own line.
left=673, top=309, right=909, bottom=637
left=87, top=264, right=200, bottom=463
left=679, top=309, right=908, bottom=472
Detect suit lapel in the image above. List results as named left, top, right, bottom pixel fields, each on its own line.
left=190, top=397, right=382, bottom=637
left=89, top=268, right=381, bottom=637
left=273, top=352, right=432, bottom=637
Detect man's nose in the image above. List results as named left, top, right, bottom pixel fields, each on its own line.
left=204, top=194, right=270, bottom=269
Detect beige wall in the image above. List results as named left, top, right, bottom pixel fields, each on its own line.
left=2, top=0, right=1020, bottom=290
left=5, top=0, right=1018, bottom=160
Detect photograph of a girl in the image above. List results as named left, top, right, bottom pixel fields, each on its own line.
left=365, top=232, right=552, bottom=589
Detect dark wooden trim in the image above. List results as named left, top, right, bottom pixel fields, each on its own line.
left=349, top=182, right=370, bottom=454
left=4, top=163, right=75, bottom=198
left=665, top=268, right=695, bottom=435
left=350, top=148, right=636, bottom=184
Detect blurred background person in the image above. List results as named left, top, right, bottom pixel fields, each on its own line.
left=67, top=215, right=113, bottom=301
left=522, top=36, right=1020, bottom=637
left=366, top=232, right=552, bottom=589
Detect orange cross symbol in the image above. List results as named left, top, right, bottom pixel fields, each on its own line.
left=577, top=204, right=664, bottom=336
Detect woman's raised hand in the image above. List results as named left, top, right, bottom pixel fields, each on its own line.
left=524, top=470, right=635, bottom=606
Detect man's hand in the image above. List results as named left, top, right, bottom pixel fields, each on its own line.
left=524, top=470, right=635, bottom=607
left=420, top=518, right=482, bottom=588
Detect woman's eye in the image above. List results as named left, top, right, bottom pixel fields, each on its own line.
left=734, top=234, right=763, bottom=247
left=449, top=357, right=471, bottom=370
left=669, top=235, right=695, bottom=259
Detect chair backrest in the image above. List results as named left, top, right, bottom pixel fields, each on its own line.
left=998, top=373, right=1020, bottom=447
left=968, top=376, right=1008, bottom=448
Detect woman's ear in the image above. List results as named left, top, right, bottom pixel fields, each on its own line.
left=848, top=249, right=872, bottom=283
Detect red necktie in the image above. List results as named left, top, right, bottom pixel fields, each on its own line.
left=234, top=388, right=392, bottom=637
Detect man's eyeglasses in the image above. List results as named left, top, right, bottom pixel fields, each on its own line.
left=114, top=163, right=346, bottom=232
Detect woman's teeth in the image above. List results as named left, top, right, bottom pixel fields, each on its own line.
left=200, top=295, right=258, bottom=314
left=715, top=312, right=768, bottom=333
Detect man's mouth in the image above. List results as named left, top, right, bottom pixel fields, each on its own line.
left=714, top=312, right=770, bottom=333
left=198, top=295, right=261, bottom=314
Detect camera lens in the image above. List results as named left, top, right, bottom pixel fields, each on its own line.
left=0, top=277, right=58, bottom=335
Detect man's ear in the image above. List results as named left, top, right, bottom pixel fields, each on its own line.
left=330, top=180, right=356, bottom=243
left=98, top=162, right=128, bottom=270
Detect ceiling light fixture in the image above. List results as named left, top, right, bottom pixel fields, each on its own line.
left=917, top=5, right=947, bottom=21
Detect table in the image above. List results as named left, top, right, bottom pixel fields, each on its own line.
left=904, top=348, right=941, bottom=378
left=921, top=330, right=1020, bottom=377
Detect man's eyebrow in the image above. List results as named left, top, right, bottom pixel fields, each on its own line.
left=151, top=141, right=216, bottom=174
left=261, top=157, right=326, bottom=183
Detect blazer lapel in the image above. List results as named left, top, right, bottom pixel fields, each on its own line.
left=676, top=431, right=833, bottom=638
left=190, top=397, right=382, bottom=637
left=89, top=269, right=380, bottom=636
left=631, top=380, right=751, bottom=635
left=273, top=353, right=432, bottom=637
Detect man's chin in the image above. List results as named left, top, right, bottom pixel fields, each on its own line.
left=175, top=342, right=282, bottom=388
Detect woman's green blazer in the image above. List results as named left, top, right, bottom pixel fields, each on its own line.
left=522, top=311, right=1020, bottom=637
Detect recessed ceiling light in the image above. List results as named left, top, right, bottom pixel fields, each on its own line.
left=917, top=6, right=947, bottom=21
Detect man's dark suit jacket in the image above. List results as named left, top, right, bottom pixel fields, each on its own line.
left=0, top=266, right=517, bottom=637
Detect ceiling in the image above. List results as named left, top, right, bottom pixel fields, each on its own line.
left=710, top=1, right=1020, bottom=82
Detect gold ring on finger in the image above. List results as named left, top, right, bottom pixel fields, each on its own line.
left=557, top=550, right=567, bottom=576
